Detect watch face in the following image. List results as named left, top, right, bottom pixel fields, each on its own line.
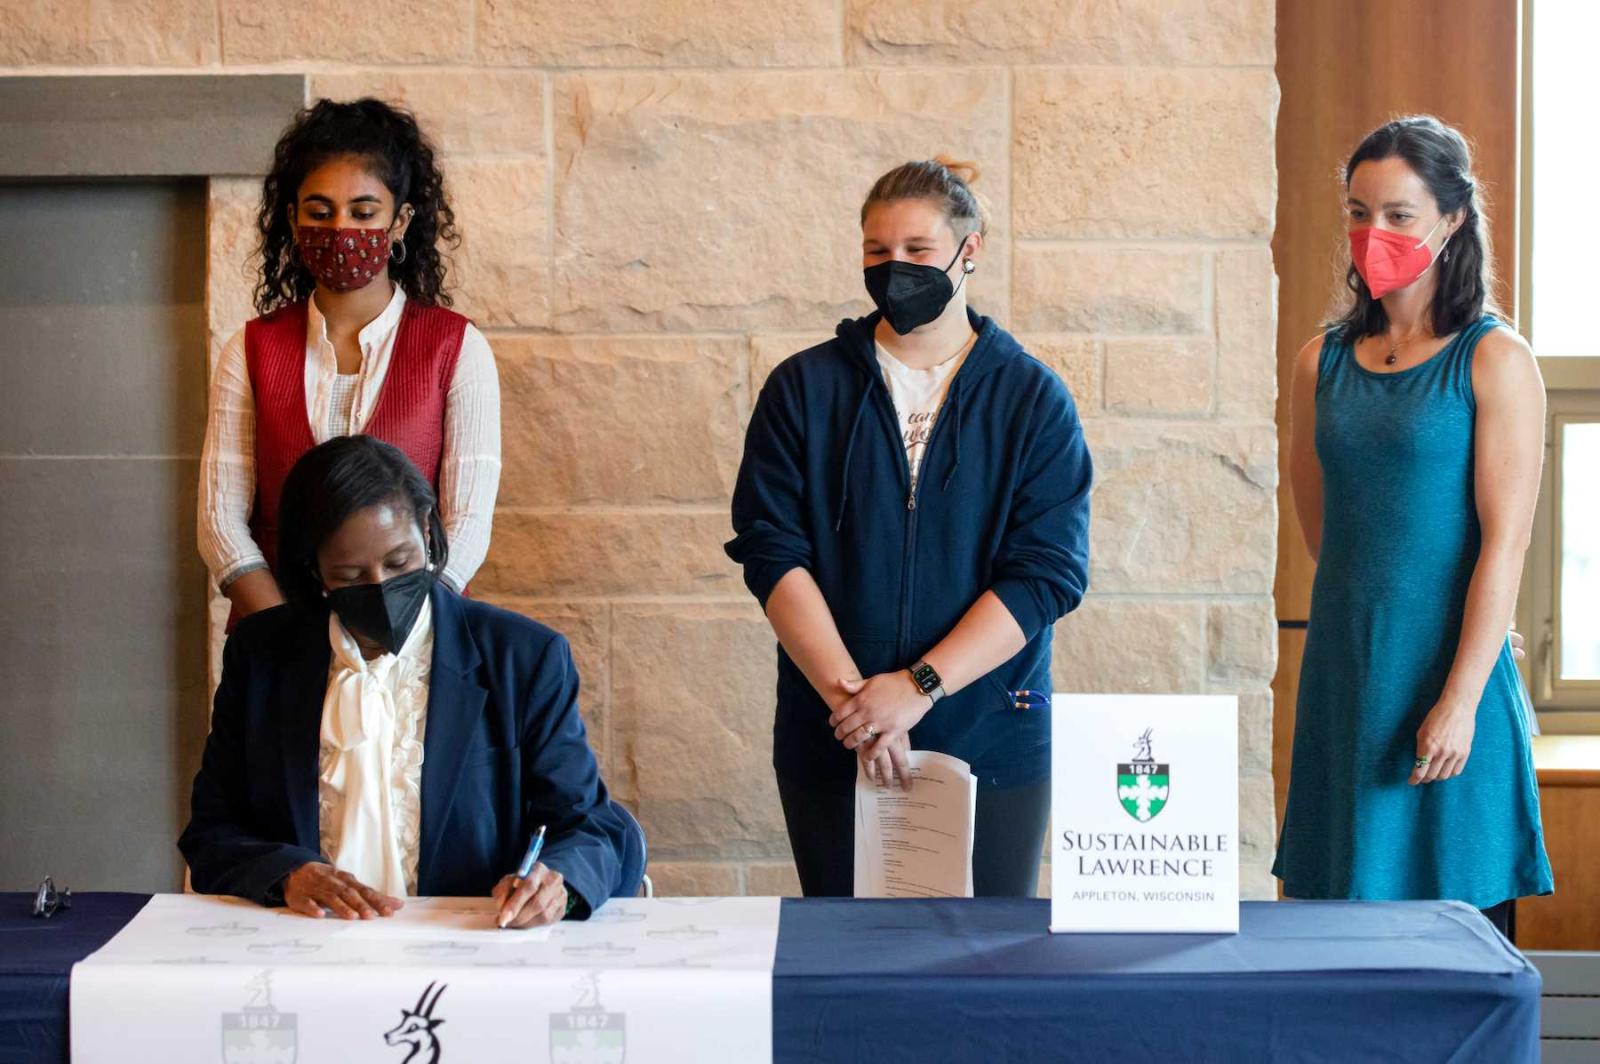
left=911, top=663, right=939, bottom=692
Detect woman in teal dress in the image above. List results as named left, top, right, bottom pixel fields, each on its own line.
left=1274, top=115, right=1553, bottom=936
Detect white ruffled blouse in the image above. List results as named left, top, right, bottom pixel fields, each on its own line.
left=316, top=599, right=432, bottom=897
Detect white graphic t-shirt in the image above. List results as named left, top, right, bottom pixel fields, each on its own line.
left=876, top=337, right=974, bottom=493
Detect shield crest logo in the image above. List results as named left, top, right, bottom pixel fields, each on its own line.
left=221, top=973, right=296, bottom=1064
left=1117, top=728, right=1170, bottom=823
left=551, top=972, right=625, bottom=1064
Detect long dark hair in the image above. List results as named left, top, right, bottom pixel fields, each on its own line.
left=253, top=98, right=458, bottom=316
left=1328, top=115, right=1500, bottom=340
left=276, top=436, right=448, bottom=614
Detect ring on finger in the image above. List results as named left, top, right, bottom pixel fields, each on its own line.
left=862, top=725, right=879, bottom=741
left=1414, top=756, right=1431, bottom=768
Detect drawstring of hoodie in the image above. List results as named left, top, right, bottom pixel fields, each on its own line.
left=941, top=384, right=964, bottom=492
left=833, top=384, right=872, bottom=532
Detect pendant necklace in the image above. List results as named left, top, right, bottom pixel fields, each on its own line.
left=1385, top=329, right=1431, bottom=366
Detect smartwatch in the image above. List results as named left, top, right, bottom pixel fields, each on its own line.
left=909, top=660, right=946, bottom=705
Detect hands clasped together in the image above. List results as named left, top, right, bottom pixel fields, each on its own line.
left=827, top=671, right=933, bottom=791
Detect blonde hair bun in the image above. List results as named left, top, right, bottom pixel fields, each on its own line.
left=933, top=155, right=982, bottom=186
left=861, top=156, right=991, bottom=238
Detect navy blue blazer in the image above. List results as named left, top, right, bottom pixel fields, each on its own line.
left=179, top=584, right=640, bottom=916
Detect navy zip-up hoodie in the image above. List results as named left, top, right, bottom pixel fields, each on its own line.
left=726, top=308, right=1092, bottom=789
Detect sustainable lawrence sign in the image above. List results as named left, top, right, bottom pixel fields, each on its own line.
left=1051, top=694, right=1239, bottom=934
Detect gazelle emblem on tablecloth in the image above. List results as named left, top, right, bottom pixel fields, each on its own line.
left=384, top=981, right=447, bottom=1064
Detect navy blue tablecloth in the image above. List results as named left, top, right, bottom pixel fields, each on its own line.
left=0, top=894, right=1539, bottom=1063
left=771, top=898, right=1541, bottom=1063
left=0, top=894, right=147, bottom=1064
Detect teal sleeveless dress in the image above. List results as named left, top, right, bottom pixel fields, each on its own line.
left=1273, top=314, right=1553, bottom=908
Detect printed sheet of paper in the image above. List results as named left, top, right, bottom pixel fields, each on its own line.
left=71, top=893, right=780, bottom=1063
left=332, top=897, right=552, bottom=942
left=854, top=750, right=977, bottom=898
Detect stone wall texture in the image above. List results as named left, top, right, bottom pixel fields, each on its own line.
left=3, top=0, right=1279, bottom=898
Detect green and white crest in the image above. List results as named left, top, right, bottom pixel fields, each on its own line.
left=222, top=973, right=296, bottom=1064
left=1117, top=728, right=1170, bottom=822
left=552, top=972, right=626, bottom=1064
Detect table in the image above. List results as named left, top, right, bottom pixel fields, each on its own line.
left=774, top=899, right=1540, bottom=1062
left=0, top=893, right=144, bottom=1064
left=1, top=895, right=1540, bottom=1063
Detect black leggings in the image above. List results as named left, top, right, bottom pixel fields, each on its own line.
left=776, top=774, right=1052, bottom=898
left=1480, top=900, right=1516, bottom=942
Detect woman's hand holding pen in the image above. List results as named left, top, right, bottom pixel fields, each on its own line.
left=492, top=865, right=566, bottom=929
left=829, top=673, right=930, bottom=788
left=282, top=862, right=402, bottom=920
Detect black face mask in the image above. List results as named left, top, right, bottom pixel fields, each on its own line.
left=325, top=567, right=435, bottom=655
left=863, top=241, right=971, bottom=335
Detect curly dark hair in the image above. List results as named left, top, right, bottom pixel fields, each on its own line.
left=253, top=97, right=458, bottom=316
left=1327, top=114, right=1501, bottom=341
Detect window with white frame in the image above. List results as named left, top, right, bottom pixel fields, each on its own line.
left=1520, top=0, right=1600, bottom=720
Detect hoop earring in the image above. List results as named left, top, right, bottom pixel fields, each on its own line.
left=390, top=237, right=407, bottom=265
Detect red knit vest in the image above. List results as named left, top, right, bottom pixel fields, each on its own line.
left=245, top=298, right=468, bottom=573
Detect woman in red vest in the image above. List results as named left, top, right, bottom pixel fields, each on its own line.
left=200, top=98, right=500, bottom=620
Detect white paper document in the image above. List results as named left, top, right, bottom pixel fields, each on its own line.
left=71, top=892, right=781, bottom=1063
left=853, top=749, right=977, bottom=898
left=332, top=897, right=552, bottom=942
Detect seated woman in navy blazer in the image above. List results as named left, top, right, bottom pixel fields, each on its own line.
left=181, top=435, right=640, bottom=927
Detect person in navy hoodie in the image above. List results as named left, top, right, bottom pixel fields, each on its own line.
left=727, top=157, right=1093, bottom=897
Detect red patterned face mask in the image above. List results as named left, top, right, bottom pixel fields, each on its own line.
left=295, top=226, right=391, bottom=292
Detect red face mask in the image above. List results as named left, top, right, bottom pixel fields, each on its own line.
left=295, top=226, right=391, bottom=292
left=1348, top=216, right=1446, bottom=299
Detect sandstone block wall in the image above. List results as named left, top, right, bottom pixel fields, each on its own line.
left=3, top=0, right=1279, bottom=897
